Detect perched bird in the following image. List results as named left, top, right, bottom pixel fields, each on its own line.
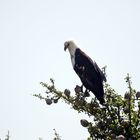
left=64, top=40, right=106, bottom=105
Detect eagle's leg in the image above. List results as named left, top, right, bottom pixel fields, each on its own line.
left=80, top=85, right=84, bottom=93
left=83, top=89, right=90, bottom=97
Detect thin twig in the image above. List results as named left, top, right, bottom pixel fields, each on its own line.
left=127, top=74, right=132, bottom=127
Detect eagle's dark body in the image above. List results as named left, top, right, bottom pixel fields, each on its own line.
left=74, top=48, right=106, bottom=105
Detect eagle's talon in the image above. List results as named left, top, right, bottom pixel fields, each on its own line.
left=83, top=89, right=90, bottom=97
left=80, top=85, right=83, bottom=93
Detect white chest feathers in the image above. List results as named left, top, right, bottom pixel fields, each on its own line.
left=71, top=55, right=75, bottom=68
left=66, top=41, right=77, bottom=68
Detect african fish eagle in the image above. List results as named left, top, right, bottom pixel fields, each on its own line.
left=64, top=40, right=106, bottom=105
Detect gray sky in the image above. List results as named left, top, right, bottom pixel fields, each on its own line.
left=0, top=0, right=140, bottom=139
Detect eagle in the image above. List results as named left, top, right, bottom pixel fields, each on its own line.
left=64, top=40, right=106, bottom=105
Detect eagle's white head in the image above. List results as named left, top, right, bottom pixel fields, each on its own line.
left=64, top=40, right=77, bottom=56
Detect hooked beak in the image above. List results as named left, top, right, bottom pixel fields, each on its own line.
left=64, top=45, right=67, bottom=51
left=64, top=41, right=69, bottom=51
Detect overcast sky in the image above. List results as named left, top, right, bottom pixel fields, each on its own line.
left=0, top=0, right=140, bottom=139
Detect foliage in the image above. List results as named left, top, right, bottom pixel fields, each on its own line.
left=34, top=73, right=140, bottom=140
left=5, top=131, right=10, bottom=140
left=0, top=131, right=10, bottom=140
left=38, top=129, right=61, bottom=140
left=53, top=129, right=61, bottom=140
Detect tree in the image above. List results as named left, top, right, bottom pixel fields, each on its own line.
left=34, top=71, right=140, bottom=140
